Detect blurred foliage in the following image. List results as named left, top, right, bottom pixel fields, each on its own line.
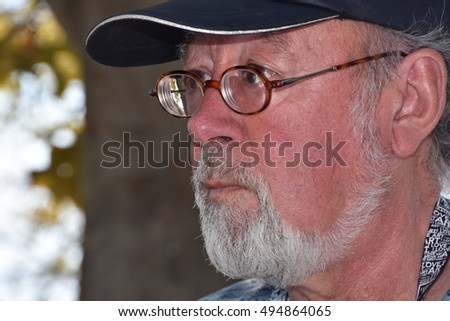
left=0, top=0, right=84, bottom=222
left=0, top=0, right=82, bottom=93
left=33, top=138, right=84, bottom=214
left=0, top=0, right=85, bottom=299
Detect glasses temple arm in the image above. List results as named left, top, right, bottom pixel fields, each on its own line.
left=271, top=51, right=408, bottom=88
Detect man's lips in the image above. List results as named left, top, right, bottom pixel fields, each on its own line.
left=202, top=180, right=247, bottom=195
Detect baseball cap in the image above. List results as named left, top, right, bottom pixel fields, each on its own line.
left=85, top=0, right=449, bottom=67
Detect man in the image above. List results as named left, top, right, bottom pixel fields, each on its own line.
left=86, top=0, right=450, bottom=300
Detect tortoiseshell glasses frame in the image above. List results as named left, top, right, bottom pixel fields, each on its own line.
left=150, top=51, right=407, bottom=118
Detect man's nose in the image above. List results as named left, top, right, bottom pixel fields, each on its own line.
left=187, top=86, right=245, bottom=161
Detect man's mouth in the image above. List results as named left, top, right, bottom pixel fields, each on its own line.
left=203, top=180, right=246, bottom=191
left=202, top=179, right=248, bottom=197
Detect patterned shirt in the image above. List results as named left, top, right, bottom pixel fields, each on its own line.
left=201, top=196, right=450, bottom=301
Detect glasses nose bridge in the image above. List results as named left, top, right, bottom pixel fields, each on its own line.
left=204, top=79, right=222, bottom=92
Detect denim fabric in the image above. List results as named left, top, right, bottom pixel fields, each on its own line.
left=201, top=279, right=289, bottom=301
left=443, top=290, right=450, bottom=301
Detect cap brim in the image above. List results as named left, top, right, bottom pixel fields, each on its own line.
left=85, top=0, right=339, bottom=67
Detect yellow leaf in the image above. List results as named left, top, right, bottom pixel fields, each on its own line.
left=0, top=14, right=12, bottom=42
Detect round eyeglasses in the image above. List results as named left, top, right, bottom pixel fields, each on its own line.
left=149, top=51, right=407, bottom=118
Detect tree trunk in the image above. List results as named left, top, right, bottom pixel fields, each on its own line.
left=47, top=0, right=227, bottom=300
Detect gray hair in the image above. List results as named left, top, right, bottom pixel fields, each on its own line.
left=351, top=21, right=450, bottom=188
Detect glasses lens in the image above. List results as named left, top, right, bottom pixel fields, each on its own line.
left=222, top=68, right=268, bottom=114
left=157, top=73, right=203, bottom=117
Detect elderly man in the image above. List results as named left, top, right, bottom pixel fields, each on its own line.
left=86, top=0, right=450, bottom=300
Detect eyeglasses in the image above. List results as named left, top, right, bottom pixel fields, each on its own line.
left=150, top=51, right=407, bottom=118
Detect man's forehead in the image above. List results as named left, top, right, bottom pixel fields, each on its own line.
left=187, top=32, right=292, bottom=50
left=183, top=20, right=364, bottom=61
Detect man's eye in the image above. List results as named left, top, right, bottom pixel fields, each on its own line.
left=243, top=70, right=259, bottom=84
left=184, top=77, right=200, bottom=90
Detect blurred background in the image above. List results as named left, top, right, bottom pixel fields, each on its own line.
left=0, top=0, right=228, bottom=300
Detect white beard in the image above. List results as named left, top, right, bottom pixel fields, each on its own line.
left=191, top=148, right=391, bottom=288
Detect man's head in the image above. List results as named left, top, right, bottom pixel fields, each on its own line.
left=86, top=0, right=450, bottom=288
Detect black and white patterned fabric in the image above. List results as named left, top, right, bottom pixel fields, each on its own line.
left=416, top=196, right=450, bottom=300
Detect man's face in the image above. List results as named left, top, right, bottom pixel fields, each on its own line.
left=186, top=20, right=389, bottom=286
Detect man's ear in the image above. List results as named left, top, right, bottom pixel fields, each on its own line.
left=391, top=48, right=447, bottom=158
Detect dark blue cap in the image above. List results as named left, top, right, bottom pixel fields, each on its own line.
left=85, top=0, right=449, bottom=67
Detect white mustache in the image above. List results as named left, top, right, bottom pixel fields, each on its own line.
left=192, top=149, right=264, bottom=196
